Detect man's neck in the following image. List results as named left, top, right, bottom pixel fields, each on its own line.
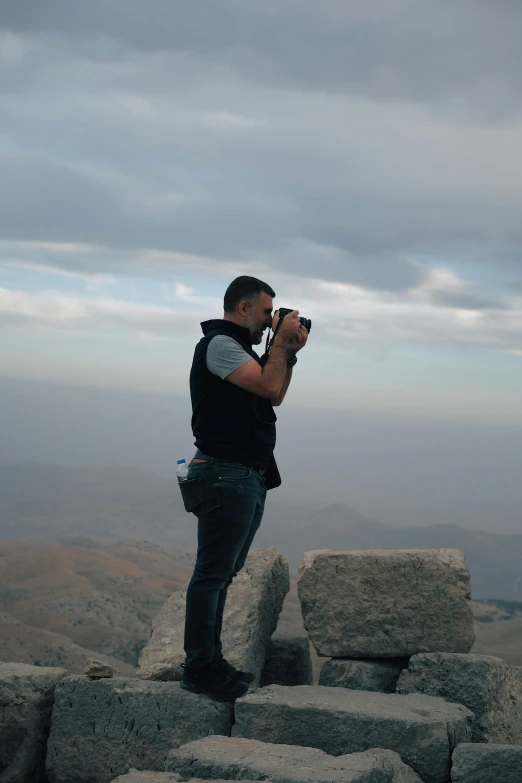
left=223, top=314, right=245, bottom=328
left=220, top=315, right=255, bottom=345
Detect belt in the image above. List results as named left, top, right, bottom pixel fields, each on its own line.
left=194, top=449, right=266, bottom=475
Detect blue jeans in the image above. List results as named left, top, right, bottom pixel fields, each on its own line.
left=179, top=454, right=267, bottom=667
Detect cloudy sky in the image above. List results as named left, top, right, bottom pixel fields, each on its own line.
left=2, top=0, right=522, bottom=426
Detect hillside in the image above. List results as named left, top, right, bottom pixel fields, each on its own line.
left=1, top=461, right=522, bottom=599
left=0, top=538, right=193, bottom=673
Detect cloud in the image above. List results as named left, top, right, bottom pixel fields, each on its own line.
left=1, top=1, right=522, bottom=311
left=4, top=1, right=522, bottom=117
left=0, top=287, right=198, bottom=334
left=3, top=259, right=115, bottom=286
left=2, top=265, right=521, bottom=356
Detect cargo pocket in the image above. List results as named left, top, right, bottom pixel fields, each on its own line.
left=178, top=477, right=203, bottom=515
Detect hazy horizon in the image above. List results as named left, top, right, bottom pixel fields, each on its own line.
left=2, top=375, right=521, bottom=535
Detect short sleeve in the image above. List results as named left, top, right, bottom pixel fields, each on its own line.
left=206, top=335, right=254, bottom=379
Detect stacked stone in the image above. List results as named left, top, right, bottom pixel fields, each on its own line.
left=299, top=549, right=521, bottom=734
left=397, top=652, right=522, bottom=745
left=298, top=549, right=476, bottom=693
left=0, top=661, right=67, bottom=783
left=290, top=547, right=522, bottom=781
left=4, top=546, right=522, bottom=783
left=260, top=637, right=313, bottom=687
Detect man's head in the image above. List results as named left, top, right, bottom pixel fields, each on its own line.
left=223, top=276, right=276, bottom=345
left=223, top=275, right=275, bottom=345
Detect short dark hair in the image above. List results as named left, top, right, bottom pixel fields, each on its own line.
left=223, top=276, right=276, bottom=313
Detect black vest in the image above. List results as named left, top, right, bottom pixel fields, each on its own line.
left=190, top=319, right=277, bottom=470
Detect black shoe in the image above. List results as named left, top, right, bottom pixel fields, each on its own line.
left=180, top=661, right=250, bottom=702
left=215, top=656, right=256, bottom=684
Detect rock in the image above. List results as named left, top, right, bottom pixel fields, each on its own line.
left=45, top=676, right=233, bottom=783
left=232, top=684, right=473, bottom=783
left=110, top=774, right=181, bottom=783
left=0, top=661, right=67, bottom=783
left=111, top=774, right=252, bottom=783
left=261, top=638, right=313, bottom=686
left=84, top=658, right=114, bottom=679
left=451, top=743, right=522, bottom=783
left=319, top=658, right=408, bottom=693
left=137, top=663, right=182, bottom=682
left=166, top=735, right=424, bottom=783
left=137, top=587, right=187, bottom=681
left=298, top=549, right=474, bottom=658
left=397, top=653, right=522, bottom=744
left=138, top=548, right=290, bottom=686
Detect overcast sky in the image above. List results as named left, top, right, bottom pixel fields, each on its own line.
left=1, top=1, right=522, bottom=432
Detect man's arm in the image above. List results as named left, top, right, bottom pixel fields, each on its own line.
left=226, top=335, right=292, bottom=399
left=271, top=366, right=293, bottom=407
left=226, top=311, right=300, bottom=398
left=270, top=324, right=308, bottom=406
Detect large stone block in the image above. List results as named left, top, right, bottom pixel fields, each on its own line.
left=397, top=653, right=522, bottom=744
left=46, top=676, right=232, bottom=783
left=138, top=548, right=289, bottom=686
left=0, top=661, right=67, bottom=783
left=298, top=549, right=474, bottom=658
left=110, top=775, right=181, bottom=783
left=319, top=658, right=408, bottom=693
left=166, top=735, right=424, bottom=783
left=232, top=684, right=473, bottom=783
left=111, top=774, right=251, bottom=783
left=260, top=638, right=313, bottom=687
left=451, top=743, right=522, bottom=783
left=136, top=586, right=187, bottom=682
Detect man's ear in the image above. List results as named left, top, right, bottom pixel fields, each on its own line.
left=237, top=299, right=250, bottom=317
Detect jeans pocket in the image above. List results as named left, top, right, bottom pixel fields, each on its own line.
left=178, top=477, right=203, bottom=515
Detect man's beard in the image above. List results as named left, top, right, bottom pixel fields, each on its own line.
left=246, top=323, right=264, bottom=345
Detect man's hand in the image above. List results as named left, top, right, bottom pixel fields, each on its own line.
left=288, top=324, right=309, bottom=356
left=273, top=310, right=300, bottom=344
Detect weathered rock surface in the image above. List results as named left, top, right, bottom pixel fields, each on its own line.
left=260, top=637, right=313, bottom=686
left=298, top=549, right=474, bottom=658
left=111, top=774, right=181, bottom=783
left=111, top=774, right=252, bottom=783
left=85, top=658, right=114, bottom=679
left=138, top=548, right=289, bottom=686
left=451, top=743, right=522, bottom=783
left=397, top=652, right=522, bottom=744
left=46, top=676, right=233, bottom=783
left=319, top=658, right=408, bottom=692
left=137, top=586, right=187, bottom=681
left=232, top=684, right=473, bottom=783
left=166, top=735, right=424, bottom=783
left=0, top=661, right=67, bottom=783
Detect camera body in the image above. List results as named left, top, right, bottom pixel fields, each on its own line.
left=277, top=307, right=312, bottom=333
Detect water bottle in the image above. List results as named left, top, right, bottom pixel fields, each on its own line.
left=176, top=458, right=189, bottom=483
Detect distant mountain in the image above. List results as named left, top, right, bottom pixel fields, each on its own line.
left=0, top=538, right=193, bottom=673
left=1, top=460, right=522, bottom=600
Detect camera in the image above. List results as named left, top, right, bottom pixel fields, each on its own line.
left=276, top=307, right=312, bottom=333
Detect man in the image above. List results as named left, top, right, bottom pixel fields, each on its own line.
left=179, top=275, right=308, bottom=701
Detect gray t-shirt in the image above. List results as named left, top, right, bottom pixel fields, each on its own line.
left=206, top=335, right=254, bottom=380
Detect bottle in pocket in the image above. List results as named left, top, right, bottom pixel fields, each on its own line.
left=176, top=458, right=189, bottom=482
